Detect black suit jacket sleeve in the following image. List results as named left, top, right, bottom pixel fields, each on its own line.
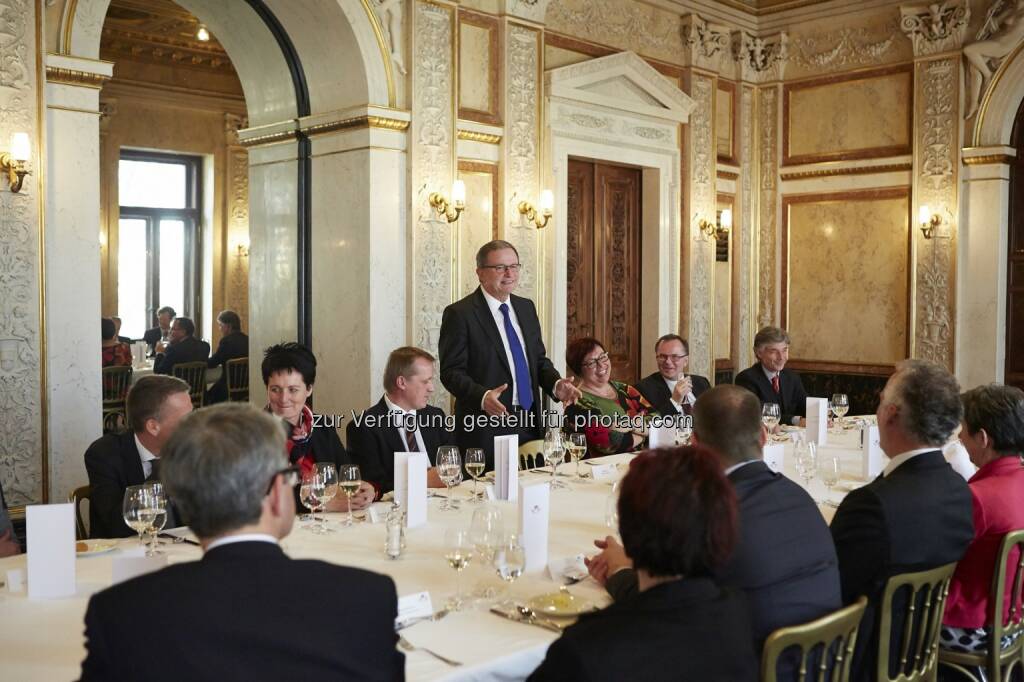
left=605, top=568, right=640, bottom=602
left=830, top=484, right=889, bottom=604
left=439, top=303, right=491, bottom=409
left=81, top=596, right=113, bottom=681
left=84, top=439, right=136, bottom=539
left=528, top=635, right=588, bottom=681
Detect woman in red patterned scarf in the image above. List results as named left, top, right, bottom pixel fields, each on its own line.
left=564, top=337, right=656, bottom=458
left=262, top=343, right=374, bottom=513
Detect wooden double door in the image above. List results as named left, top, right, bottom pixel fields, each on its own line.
left=566, top=159, right=642, bottom=384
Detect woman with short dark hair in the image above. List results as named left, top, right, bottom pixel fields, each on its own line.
left=101, top=317, right=132, bottom=367
left=529, top=446, right=757, bottom=681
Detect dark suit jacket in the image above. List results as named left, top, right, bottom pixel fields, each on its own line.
left=439, top=287, right=562, bottom=463
left=346, top=398, right=455, bottom=494
left=529, top=577, right=757, bottom=681
left=80, top=541, right=404, bottom=682
left=143, top=326, right=164, bottom=351
left=84, top=432, right=146, bottom=539
left=608, top=461, right=841, bottom=662
left=154, top=335, right=211, bottom=375
left=206, top=331, right=248, bottom=402
left=734, top=363, right=808, bottom=424
left=830, top=451, right=974, bottom=681
left=635, top=371, right=711, bottom=416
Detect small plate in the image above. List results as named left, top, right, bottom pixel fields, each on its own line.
left=76, top=540, right=118, bottom=556
left=779, top=425, right=803, bottom=432
left=528, top=589, right=595, bottom=617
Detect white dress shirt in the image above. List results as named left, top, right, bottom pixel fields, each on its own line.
left=724, top=459, right=759, bottom=476
left=205, top=533, right=278, bottom=552
left=882, top=447, right=937, bottom=477
left=663, top=375, right=696, bottom=412
left=481, top=288, right=526, bottom=407
left=134, top=433, right=158, bottom=479
left=383, top=393, right=427, bottom=453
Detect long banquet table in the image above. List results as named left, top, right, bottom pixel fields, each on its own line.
left=0, top=425, right=877, bottom=681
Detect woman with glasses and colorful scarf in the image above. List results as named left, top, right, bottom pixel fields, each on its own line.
left=262, top=343, right=375, bottom=512
left=564, top=337, right=656, bottom=458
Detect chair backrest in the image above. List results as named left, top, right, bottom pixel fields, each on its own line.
left=877, top=561, right=958, bottom=682
left=225, top=357, right=249, bottom=402
left=762, top=596, right=868, bottom=682
left=519, top=439, right=545, bottom=470
left=172, top=361, right=206, bottom=408
left=101, top=366, right=133, bottom=403
left=68, top=485, right=91, bottom=540
left=989, top=529, right=1024, bottom=669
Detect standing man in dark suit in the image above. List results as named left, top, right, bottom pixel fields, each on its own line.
left=635, top=334, right=711, bottom=417
left=440, top=240, right=581, bottom=465
left=143, top=306, right=175, bottom=353
left=347, top=346, right=455, bottom=496
left=80, top=404, right=404, bottom=682
left=84, top=375, right=193, bottom=538
left=735, top=325, right=808, bottom=426
left=830, top=359, right=973, bottom=681
left=154, top=316, right=210, bottom=375
left=206, top=310, right=248, bottom=404
left=586, top=384, right=841, bottom=669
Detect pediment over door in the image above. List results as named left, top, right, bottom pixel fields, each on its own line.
left=546, top=51, right=695, bottom=124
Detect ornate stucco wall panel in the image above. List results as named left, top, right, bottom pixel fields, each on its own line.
left=545, top=0, right=685, bottom=67
left=735, top=84, right=756, bottom=370
left=756, top=85, right=780, bottom=329
left=225, top=114, right=250, bottom=332
left=787, top=15, right=908, bottom=79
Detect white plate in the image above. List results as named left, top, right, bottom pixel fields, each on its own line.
left=76, top=540, right=118, bottom=556
left=528, top=589, right=595, bottom=617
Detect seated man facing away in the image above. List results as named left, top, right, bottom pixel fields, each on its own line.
left=530, top=446, right=757, bottom=682
left=346, top=346, right=453, bottom=496
left=941, top=383, right=1024, bottom=655
left=830, top=359, right=974, bottom=682
left=85, top=375, right=192, bottom=538
left=586, top=384, right=841, bottom=671
left=205, top=309, right=248, bottom=404
left=80, top=404, right=404, bottom=682
left=734, top=325, right=808, bottom=427
left=154, top=316, right=210, bottom=375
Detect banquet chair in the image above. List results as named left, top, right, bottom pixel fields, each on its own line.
left=225, top=357, right=249, bottom=402
left=172, top=362, right=206, bottom=409
left=69, top=485, right=91, bottom=540
left=938, top=530, right=1024, bottom=682
left=519, top=439, right=545, bottom=470
left=877, top=561, right=958, bottom=682
left=101, top=365, right=133, bottom=434
left=761, top=596, right=867, bottom=682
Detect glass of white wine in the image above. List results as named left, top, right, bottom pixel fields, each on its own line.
left=337, top=463, right=360, bottom=529
left=142, top=482, right=168, bottom=556
left=312, top=463, right=338, bottom=533
left=817, top=453, right=841, bottom=507
left=465, top=448, right=486, bottom=503
left=444, top=528, right=474, bottom=610
left=122, top=485, right=152, bottom=548
left=436, top=446, right=462, bottom=511
left=762, top=403, right=781, bottom=434
left=830, top=393, right=849, bottom=432
left=567, top=433, right=588, bottom=483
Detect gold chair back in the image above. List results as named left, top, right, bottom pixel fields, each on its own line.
left=101, top=366, right=133, bottom=433
left=761, top=597, right=868, bottom=682
left=518, top=439, right=545, bottom=470
left=68, top=485, right=91, bottom=540
left=939, top=529, right=1024, bottom=682
left=225, top=357, right=249, bottom=402
left=172, top=361, right=206, bottom=409
left=877, top=561, right=958, bottom=682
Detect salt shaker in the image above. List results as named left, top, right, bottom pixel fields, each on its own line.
left=385, top=501, right=403, bottom=559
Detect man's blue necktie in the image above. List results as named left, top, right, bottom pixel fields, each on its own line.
left=499, top=303, right=533, bottom=411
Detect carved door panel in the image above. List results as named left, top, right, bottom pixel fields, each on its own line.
left=566, top=159, right=642, bottom=384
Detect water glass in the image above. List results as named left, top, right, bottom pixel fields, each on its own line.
left=436, top=446, right=462, bottom=511
left=830, top=394, right=849, bottom=432
left=444, top=528, right=474, bottom=610
left=142, top=482, right=168, bottom=555
left=544, top=429, right=569, bottom=490
left=817, top=453, right=841, bottom=507
left=122, top=485, right=150, bottom=547
left=762, top=403, right=781, bottom=433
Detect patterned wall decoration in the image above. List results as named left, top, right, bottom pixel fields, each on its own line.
left=789, top=23, right=901, bottom=73
left=225, top=113, right=249, bottom=332
left=735, top=85, right=754, bottom=370
left=757, top=85, right=779, bottom=329
left=545, top=0, right=684, bottom=66
left=0, top=0, right=42, bottom=505
left=412, top=0, right=455, bottom=408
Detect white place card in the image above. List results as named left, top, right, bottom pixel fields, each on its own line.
left=27, top=503, right=76, bottom=599
left=494, top=434, right=519, bottom=502
left=395, top=591, right=434, bottom=629
left=589, top=463, right=618, bottom=482
left=518, top=480, right=550, bottom=573
left=548, top=553, right=587, bottom=583
left=111, top=554, right=167, bottom=585
left=762, top=443, right=785, bottom=473
left=393, top=451, right=429, bottom=528
left=806, top=398, right=829, bottom=446
left=648, top=423, right=675, bottom=449
left=861, top=425, right=884, bottom=479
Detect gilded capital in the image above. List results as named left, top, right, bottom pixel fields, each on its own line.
left=733, top=31, right=788, bottom=83
left=899, top=0, right=970, bottom=56
left=681, top=13, right=731, bottom=71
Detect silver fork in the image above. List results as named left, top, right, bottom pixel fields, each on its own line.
left=397, top=635, right=463, bottom=667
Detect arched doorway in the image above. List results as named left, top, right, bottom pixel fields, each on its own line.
left=1008, top=101, right=1024, bottom=391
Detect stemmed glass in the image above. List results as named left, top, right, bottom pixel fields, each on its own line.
left=337, top=464, right=360, bottom=528
left=544, top=429, right=569, bottom=490
left=122, top=485, right=151, bottom=548
left=469, top=506, right=504, bottom=598
left=830, top=394, right=849, bottom=432
left=794, top=440, right=818, bottom=494
left=298, top=479, right=316, bottom=525
left=605, top=480, right=621, bottom=537
left=444, top=528, right=474, bottom=611
left=142, top=482, right=168, bottom=556
left=674, top=417, right=692, bottom=446
left=314, top=463, right=338, bottom=533
left=493, top=533, right=526, bottom=609
left=465, top=448, right=486, bottom=503
left=567, top=433, right=588, bottom=483
left=301, top=468, right=326, bottom=533
left=762, top=403, right=781, bottom=435
left=817, top=453, right=841, bottom=507
left=436, top=446, right=462, bottom=511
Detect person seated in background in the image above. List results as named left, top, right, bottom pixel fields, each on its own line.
left=347, top=346, right=452, bottom=497
left=101, top=318, right=132, bottom=367
left=111, top=316, right=132, bottom=344
left=84, top=375, right=193, bottom=538
left=153, top=317, right=210, bottom=375
left=80, top=404, right=404, bottom=681
left=734, top=326, right=808, bottom=427
left=529, top=446, right=757, bottom=681
left=563, top=337, right=654, bottom=458
left=262, top=342, right=374, bottom=513
left=635, top=334, right=710, bottom=417
left=0, top=478, right=20, bottom=557
left=941, top=384, right=1024, bottom=655
left=206, top=310, right=249, bottom=404
left=143, top=306, right=175, bottom=353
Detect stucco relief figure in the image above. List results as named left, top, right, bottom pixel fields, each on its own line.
left=964, top=0, right=1024, bottom=118
left=374, top=0, right=407, bottom=76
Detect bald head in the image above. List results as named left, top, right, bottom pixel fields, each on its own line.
left=692, top=385, right=765, bottom=465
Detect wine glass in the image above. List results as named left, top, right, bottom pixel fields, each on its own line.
left=567, top=433, right=588, bottom=483
left=795, top=440, right=818, bottom=493
left=817, top=453, right=841, bottom=507
left=301, top=469, right=326, bottom=532
left=444, top=528, right=474, bottom=610
left=142, top=482, right=168, bottom=556
left=605, top=480, right=621, bottom=536
left=830, top=394, right=849, bottom=432
left=674, top=417, right=692, bottom=446
left=297, top=479, right=316, bottom=525
left=544, top=429, right=569, bottom=490
left=436, top=446, right=462, bottom=511
left=337, top=464, right=360, bottom=528
left=762, top=403, right=781, bottom=434
left=465, top=448, right=486, bottom=503
left=469, top=506, right=504, bottom=598
left=493, top=533, right=526, bottom=609
left=313, top=463, right=338, bottom=533
left=122, top=485, right=152, bottom=548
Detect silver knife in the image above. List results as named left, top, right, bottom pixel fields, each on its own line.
left=489, top=607, right=563, bottom=633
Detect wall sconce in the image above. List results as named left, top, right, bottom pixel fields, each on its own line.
left=235, top=238, right=250, bottom=258
left=695, top=212, right=720, bottom=241
left=0, top=132, right=31, bottom=193
left=428, top=180, right=466, bottom=223
left=196, top=23, right=210, bottom=42
left=918, top=204, right=946, bottom=240
left=518, top=189, right=554, bottom=229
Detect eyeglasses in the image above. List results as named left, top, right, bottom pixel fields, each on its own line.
left=265, top=465, right=300, bottom=494
left=480, top=264, right=522, bottom=274
left=581, top=352, right=611, bottom=369
left=656, top=354, right=688, bottom=362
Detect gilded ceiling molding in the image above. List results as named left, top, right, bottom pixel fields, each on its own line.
left=961, top=153, right=1014, bottom=165
left=779, top=162, right=913, bottom=180
left=457, top=129, right=502, bottom=144
left=899, top=0, right=970, bottom=56
left=236, top=114, right=410, bottom=148
left=45, top=65, right=110, bottom=88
